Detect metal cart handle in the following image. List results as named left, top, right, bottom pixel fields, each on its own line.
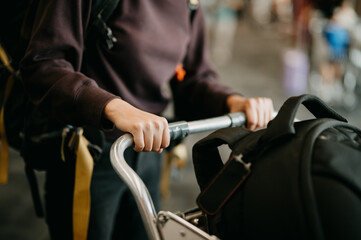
left=110, top=112, right=246, bottom=240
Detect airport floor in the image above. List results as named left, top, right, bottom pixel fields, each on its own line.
left=1, top=19, right=361, bottom=240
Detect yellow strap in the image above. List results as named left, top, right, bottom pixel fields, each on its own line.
left=1, top=44, right=94, bottom=236
left=0, top=44, right=15, bottom=184
left=0, top=44, right=14, bottom=73
left=70, top=128, right=94, bottom=240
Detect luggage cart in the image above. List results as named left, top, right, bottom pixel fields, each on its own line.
left=110, top=113, right=246, bottom=240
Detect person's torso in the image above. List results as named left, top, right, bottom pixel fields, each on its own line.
left=82, top=0, right=193, bottom=114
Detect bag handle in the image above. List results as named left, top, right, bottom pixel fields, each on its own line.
left=261, top=94, right=347, bottom=143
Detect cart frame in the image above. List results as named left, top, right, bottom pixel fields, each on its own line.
left=110, top=113, right=246, bottom=240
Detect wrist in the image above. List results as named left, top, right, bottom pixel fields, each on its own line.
left=104, top=98, right=124, bottom=123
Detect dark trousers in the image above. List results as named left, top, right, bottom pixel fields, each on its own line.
left=44, top=140, right=162, bottom=240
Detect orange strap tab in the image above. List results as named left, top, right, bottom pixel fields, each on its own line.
left=175, top=63, right=186, bottom=81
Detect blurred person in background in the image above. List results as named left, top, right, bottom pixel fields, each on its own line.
left=308, top=0, right=359, bottom=107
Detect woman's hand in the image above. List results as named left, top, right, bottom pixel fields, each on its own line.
left=104, top=98, right=170, bottom=153
left=226, top=95, right=274, bottom=130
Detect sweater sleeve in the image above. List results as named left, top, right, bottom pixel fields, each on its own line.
left=20, top=0, right=117, bottom=129
left=170, top=5, right=238, bottom=121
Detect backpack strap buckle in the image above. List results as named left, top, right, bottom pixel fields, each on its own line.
left=233, top=153, right=252, bottom=172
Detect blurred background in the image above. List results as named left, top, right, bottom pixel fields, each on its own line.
left=1, top=0, right=361, bottom=239
left=162, top=0, right=361, bottom=215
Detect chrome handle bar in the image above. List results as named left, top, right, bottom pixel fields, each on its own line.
left=110, top=112, right=246, bottom=240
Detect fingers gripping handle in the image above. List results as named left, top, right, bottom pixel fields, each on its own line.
left=110, top=112, right=246, bottom=240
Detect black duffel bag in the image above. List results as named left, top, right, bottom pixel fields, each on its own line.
left=192, top=94, right=361, bottom=240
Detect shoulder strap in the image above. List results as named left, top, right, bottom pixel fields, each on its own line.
left=92, top=0, right=120, bottom=21
left=188, top=0, right=199, bottom=23
left=86, top=0, right=121, bottom=49
left=196, top=154, right=251, bottom=215
left=192, top=127, right=252, bottom=215
left=87, top=0, right=198, bottom=49
left=192, top=127, right=251, bottom=189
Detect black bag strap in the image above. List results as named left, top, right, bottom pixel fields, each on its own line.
left=86, top=0, right=120, bottom=49
left=196, top=155, right=251, bottom=215
left=25, top=165, right=44, bottom=217
left=91, top=0, right=120, bottom=23
left=86, top=0, right=199, bottom=49
left=192, top=127, right=252, bottom=215
left=261, top=94, right=347, bottom=144
left=188, top=0, right=199, bottom=22
left=192, top=127, right=251, bottom=189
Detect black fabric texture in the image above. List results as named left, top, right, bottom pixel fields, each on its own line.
left=192, top=94, right=361, bottom=240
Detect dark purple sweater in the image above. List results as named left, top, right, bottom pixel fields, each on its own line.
left=20, top=0, right=236, bottom=139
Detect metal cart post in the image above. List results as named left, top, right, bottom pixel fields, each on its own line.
left=110, top=113, right=246, bottom=240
